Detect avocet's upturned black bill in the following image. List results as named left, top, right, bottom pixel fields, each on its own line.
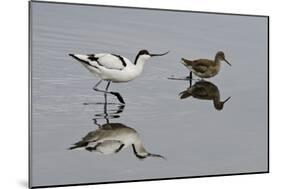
left=69, top=49, right=169, bottom=104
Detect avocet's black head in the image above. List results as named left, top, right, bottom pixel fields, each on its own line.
left=138, top=49, right=150, bottom=56
left=134, top=49, right=169, bottom=64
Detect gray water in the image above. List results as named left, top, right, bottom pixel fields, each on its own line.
left=30, top=2, right=268, bottom=187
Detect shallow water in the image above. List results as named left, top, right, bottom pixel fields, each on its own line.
left=30, top=2, right=268, bottom=187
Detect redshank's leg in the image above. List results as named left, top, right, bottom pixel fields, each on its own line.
left=186, top=71, right=192, bottom=79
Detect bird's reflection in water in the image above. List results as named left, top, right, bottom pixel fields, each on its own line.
left=179, top=80, right=231, bottom=111
left=69, top=93, right=165, bottom=160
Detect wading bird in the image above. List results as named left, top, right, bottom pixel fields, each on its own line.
left=181, top=51, right=231, bottom=79
left=179, top=80, right=231, bottom=110
left=69, top=91, right=165, bottom=159
left=69, top=50, right=169, bottom=104
left=68, top=122, right=165, bottom=159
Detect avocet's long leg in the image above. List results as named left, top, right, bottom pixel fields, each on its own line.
left=104, top=82, right=110, bottom=123
left=93, top=118, right=102, bottom=128
left=105, top=81, right=111, bottom=91
left=93, top=80, right=125, bottom=104
left=103, top=93, right=110, bottom=124
left=104, top=82, right=110, bottom=105
left=93, top=80, right=103, bottom=91
left=103, top=82, right=111, bottom=105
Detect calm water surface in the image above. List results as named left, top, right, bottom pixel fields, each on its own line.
left=30, top=2, right=268, bottom=187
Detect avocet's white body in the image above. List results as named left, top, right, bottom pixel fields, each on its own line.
left=69, top=123, right=165, bottom=159
left=70, top=53, right=150, bottom=82
left=69, top=50, right=168, bottom=103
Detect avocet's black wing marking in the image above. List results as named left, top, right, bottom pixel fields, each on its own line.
left=87, top=54, right=104, bottom=67
left=89, top=53, right=129, bottom=70
left=88, top=54, right=99, bottom=62
left=85, top=140, right=124, bottom=154
left=69, top=54, right=99, bottom=69
left=115, top=143, right=125, bottom=153
left=70, top=53, right=130, bottom=70
left=111, top=54, right=127, bottom=67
